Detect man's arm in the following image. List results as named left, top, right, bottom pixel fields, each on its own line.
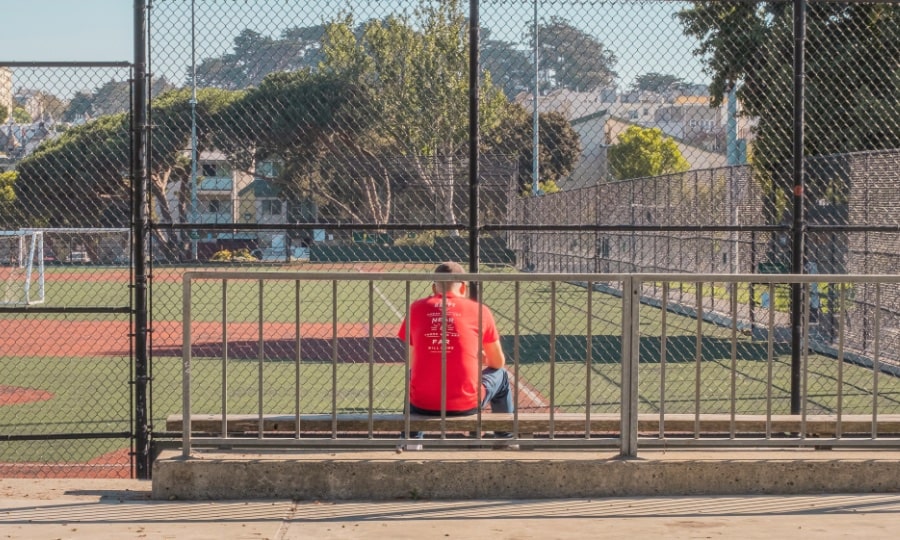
left=482, top=340, right=505, bottom=369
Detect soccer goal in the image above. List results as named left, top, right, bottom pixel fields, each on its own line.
left=0, top=231, right=45, bottom=305
left=24, top=227, right=132, bottom=266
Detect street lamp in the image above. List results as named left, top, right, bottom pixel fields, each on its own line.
left=189, top=0, right=199, bottom=260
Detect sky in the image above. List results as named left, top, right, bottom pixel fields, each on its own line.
left=0, top=0, right=133, bottom=63
left=0, top=0, right=706, bottom=95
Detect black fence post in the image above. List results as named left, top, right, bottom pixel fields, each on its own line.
left=468, top=0, right=480, bottom=298
left=789, top=0, right=807, bottom=415
left=132, top=0, right=151, bottom=479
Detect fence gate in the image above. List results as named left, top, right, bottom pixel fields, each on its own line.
left=0, top=62, right=137, bottom=479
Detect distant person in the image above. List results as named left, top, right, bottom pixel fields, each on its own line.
left=806, top=260, right=820, bottom=323
left=397, top=262, right=514, bottom=448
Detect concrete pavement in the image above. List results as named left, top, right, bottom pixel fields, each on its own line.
left=3, top=478, right=900, bottom=539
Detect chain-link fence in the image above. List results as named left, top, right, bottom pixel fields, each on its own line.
left=0, top=64, right=135, bottom=478
left=2, top=0, right=900, bottom=476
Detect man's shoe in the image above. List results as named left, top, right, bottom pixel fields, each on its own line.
left=492, top=432, right=519, bottom=450
left=396, top=442, right=423, bottom=453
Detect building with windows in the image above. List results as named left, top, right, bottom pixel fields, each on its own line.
left=161, top=152, right=317, bottom=260
left=0, top=67, right=11, bottom=123
left=655, top=98, right=724, bottom=151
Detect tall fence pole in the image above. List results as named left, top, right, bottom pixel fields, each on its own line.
left=132, top=0, right=151, bottom=479
left=790, top=0, right=807, bottom=415
left=468, top=0, right=481, bottom=296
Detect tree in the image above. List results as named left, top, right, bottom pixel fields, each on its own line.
left=145, top=88, right=243, bottom=237
left=607, top=125, right=690, bottom=180
left=484, top=105, right=581, bottom=192
left=481, top=31, right=533, bottom=98
left=0, top=170, right=21, bottom=229
left=11, top=106, right=30, bottom=123
left=631, top=72, right=684, bottom=93
left=15, top=113, right=128, bottom=228
left=61, top=77, right=175, bottom=120
left=316, top=0, right=511, bottom=229
left=208, top=0, right=581, bottom=226
left=0, top=104, right=6, bottom=122
left=190, top=25, right=328, bottom=90
left=62, top=92, right=93, bottom=122
left=528, top=16, right=617, bottom=92
left=15, top=88, right=241, bottom=254
left=212, top=69, right=382, bottom=224
left=677, top=2, right=900, bottom=214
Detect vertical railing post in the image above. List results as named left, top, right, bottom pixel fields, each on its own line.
left=181, top=274, right=192, bottom=458
left=620, top=276, right=640, bottom=458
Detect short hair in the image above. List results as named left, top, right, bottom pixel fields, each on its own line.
left=433, top=261, right=465, bottom=293
left=434, top=261, right=465, bottom=274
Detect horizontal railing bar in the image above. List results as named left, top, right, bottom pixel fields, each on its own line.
left=181, top=437, right=621, bottom=448
left=183, top=271, right=900, bottom=285
left=638, top=438, right=900, bottom=448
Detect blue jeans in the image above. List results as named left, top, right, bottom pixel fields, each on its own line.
left=404, top=367, right=514, bottom=439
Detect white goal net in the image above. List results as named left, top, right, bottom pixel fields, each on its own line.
left=0, top=231, right=45, bottom=305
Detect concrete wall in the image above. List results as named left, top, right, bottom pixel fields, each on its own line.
left=152, top=449, right=900, bottom=501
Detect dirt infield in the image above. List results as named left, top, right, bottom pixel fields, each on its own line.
left=0, top=385, right=53, bottom=406
left=0, top=320, right=131, bottom=357
left=0, top=320, right=400, bottom=358
left=0, top=448, right=130, bottom=479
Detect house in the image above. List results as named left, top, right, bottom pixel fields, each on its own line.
left=514, top=87, right=612, bottom=121
left=0, top=67, right=11, bottom=122
left=186, top=151, right=254, bottom=258
left=166, top=152, right=317, bottom=260
left=12, top=89, right=46, bottom=123
left=565, top=109, right=611, bottom=189
left=0, top=121, right=55, bottom=160
left=515, top=85, right=756, bottom=189
left=655, top=98, right=724, bottom=151
left=240, top=159, right=319, bottom=256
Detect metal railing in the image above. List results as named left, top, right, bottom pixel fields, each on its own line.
left=180, top=272, right=900, bottom=457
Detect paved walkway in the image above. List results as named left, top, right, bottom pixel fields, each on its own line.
left=2, top=478, right=900, bottom=539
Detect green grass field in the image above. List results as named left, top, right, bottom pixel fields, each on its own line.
left=2, top=268, right=899, bottom=464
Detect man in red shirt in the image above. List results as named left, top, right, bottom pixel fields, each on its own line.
left=397, top=262, right=514, bottom=444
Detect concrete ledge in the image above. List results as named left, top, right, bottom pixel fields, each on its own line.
left=152, top=448, right=900, bottom=500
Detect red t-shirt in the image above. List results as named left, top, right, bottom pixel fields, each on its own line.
left=397, top=292, right=499, bottom=412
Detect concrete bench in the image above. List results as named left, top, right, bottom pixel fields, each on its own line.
left=167, top=412, right=900, bottom=438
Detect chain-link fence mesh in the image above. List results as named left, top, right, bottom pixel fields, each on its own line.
left=143, top=0, right=900, bottom=444
left=3, top=0, right=900, bottom=472
left=0, top=65, right=135, bottom=477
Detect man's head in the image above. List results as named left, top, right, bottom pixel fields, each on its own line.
left=433, top=261, right=465, bottom=295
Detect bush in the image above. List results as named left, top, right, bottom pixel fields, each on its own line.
left=210, top=248, right=258, bottom=262
left=393, top=230, right=445, bottom=247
